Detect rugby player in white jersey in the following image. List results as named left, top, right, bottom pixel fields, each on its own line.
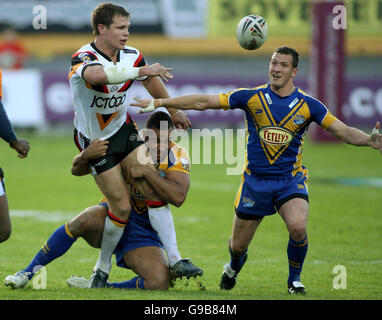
left=69, top=2, right=190, bottom=288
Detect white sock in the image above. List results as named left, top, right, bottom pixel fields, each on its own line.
left=95, top=216, right=125, bottom=273
left=148, top=205, right=181, bottom=267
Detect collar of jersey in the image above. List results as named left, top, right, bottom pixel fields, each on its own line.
left=90, top=41, right=120, bottom=62
left=267, top=83, right=298, bottom=100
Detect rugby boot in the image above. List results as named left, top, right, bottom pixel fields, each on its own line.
left=170, top=258, right=203, bottom=279
left=89, top=268, right=109, bottom=288
left=67, top=275, right=90, bottom=288
left=288, top=281, right=307, bottom=295
left=219, top=251, right=247, bottom=290
left=219, top=263, right=238, bottom=290
left=4, top=271, right=29, bottom=289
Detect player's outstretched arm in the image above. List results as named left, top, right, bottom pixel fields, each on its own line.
left=130, top=95, right=222, bottom=113
left=83, top=63, right=173, bottom=86
left=142, top=76, right=191, bottom=129
left=327, top=119, right=382, bottom=151
left=71, top=139, right=109, bottom=176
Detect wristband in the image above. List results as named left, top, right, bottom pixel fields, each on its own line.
left=371, top=127, right=379, bottom=136
left=140, top=99, right=156, bottom=113
left=104, top=64, right=140, bottom=84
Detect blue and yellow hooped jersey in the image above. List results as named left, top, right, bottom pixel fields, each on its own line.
left=219, top=84, right=338, bottom=178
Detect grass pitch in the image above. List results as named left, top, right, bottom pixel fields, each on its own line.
left=0, top=130, right=381, bottom=300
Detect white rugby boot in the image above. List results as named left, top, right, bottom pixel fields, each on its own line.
left=66, top=275, right=90, bottom=288
left=4, top=272, right=29, bottom=289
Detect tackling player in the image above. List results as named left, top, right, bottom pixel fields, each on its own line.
left=69, top=3, right=190, bottom=287
left=0, top=67, right=30, bottom=244
left=4, top=112, right=202, bottom=289
left=131, top=46, right=382, bottom=295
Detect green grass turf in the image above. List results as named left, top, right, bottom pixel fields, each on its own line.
left=0, top=130, right=381, bottom=300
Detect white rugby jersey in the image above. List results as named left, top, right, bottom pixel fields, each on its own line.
left=68, top=42, right=147, bottom=140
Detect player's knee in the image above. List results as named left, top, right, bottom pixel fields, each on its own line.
left=0, top=226, right=11, bottom=243
left=110, top=199, right=131, bottom=219
left=145, top=270, right=169, bottom=290
left=289, top=224, right=307, bottom=241
left=68, top=213, right=89, bottom=237
left=230, top=240, right=247, bottom=256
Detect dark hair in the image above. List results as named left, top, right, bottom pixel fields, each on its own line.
left=146, top=111, right=174, bottom=130
left=91, top=2, right=130, bottom=35
left=273, top=46, right=299, bottom=68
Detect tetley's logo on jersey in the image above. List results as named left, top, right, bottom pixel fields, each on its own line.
left=258, top=126, right=293, bottom=146
left=90, top=94, right=126, bottom=109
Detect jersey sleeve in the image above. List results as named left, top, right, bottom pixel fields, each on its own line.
left=219, top=88, right=252, bottom=111
left=167, top=145, right=191, bottom=174
left=307, top=96, right=338, bottom=130
left=0, top=69, right=17, bottom=142
left=0, top=68, right=2, bottom=99
left=134, top=52, right=148, bottom=81
left=0, top=100, right=17, bottom=143
left=69, top=51, right=102, bottom=80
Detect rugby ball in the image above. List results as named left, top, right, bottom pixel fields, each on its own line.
left=236, top=15, right=268, bottom=50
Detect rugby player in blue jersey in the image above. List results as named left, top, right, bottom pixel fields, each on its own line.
left=5, top=112, right=202, bottom=290
left=0, top=68, right=30, bottom=244
left=131, top=46, right=382, bottom=295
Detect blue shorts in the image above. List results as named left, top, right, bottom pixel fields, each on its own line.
left=234, top=168, right=309, bottom=219
left=99, top=201, right=163, bottom=269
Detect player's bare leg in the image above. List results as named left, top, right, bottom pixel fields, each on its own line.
left=68, top=246, right=170, bottom=290
left=68, top=205, right=107, bottom=248
left=118, top=246, right=170, bottom=290
left=91, top=164, right=132, bottom=287
left=68, top=208, right=170, bottom=290
left=0, top=194, right=11, bottom=243
left=94, top=164, right=132, bottom=217
left=65, top=205, right=111, bottom=289
left=278, top=197, right=309, bottom=295
left=220, top=214, right=263, bottom=290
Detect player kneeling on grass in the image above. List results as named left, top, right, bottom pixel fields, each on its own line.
left=4, top=111, right=202, bottom=290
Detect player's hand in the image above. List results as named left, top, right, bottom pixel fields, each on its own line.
left=130, top=97, right=155, bottom=113
left=9, top=138, right=30, bottom=159
left=82, top=139, right=109, bottom=160
left=170, top=110, right=191, bottom=129
left=369, top=121, right=382, bottom=153
left=146, top=63, right=173, bottom=82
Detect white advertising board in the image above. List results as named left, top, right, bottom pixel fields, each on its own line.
left=1, top=69, right=45, bottom=127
